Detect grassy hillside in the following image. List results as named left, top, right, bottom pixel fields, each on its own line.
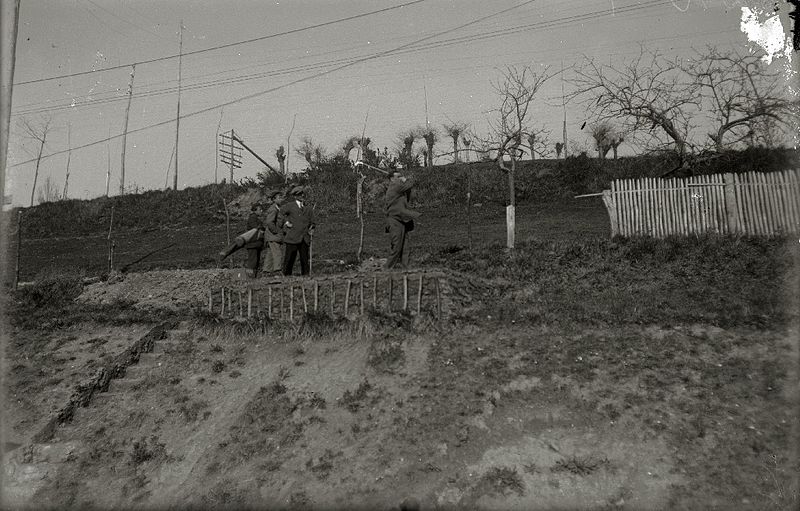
left=13, top=147, right=798, bottom=239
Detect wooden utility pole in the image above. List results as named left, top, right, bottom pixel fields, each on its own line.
left=173, top=21, right=183, bottom=190
left=63, top=123, right=71, bottom=199
left=105, top=129, right=111, bottom=196
left=120, top=64, right=135, bottom=195
left=286, top=114, right=296, bottom=179
left=215, top=109, right=223, bottom=184
left=1, top=0, right=20, bottom=210
left=561, top=59, right=568, bottom=158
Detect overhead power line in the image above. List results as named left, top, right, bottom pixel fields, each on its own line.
left=13, top=0, right=671, bottom=117
left=9, top=0, right=537, bottom=169
left=13, top=0, right=429, bottom=86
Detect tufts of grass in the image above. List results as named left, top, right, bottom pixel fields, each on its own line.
left=478, top=467, right=525, bottom=496
left=340, top=378, right=374, bottom=413
left=129, top=436, right=168, bottom=465
left=551, top=454, right=610, bottom=476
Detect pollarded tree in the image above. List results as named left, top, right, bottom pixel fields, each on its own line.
left=276, top=145, right=286, bottom=174
left=419, top=126, right=438, bottom=168
left=443, top=121, right=469, bottom=164
left=590, top=122, right=615, bottom=159
left=526, top=125, right=551, bottom=160
left=686, top=47, right=797, bottom=152
left=396, top=129, right=418, bottom=169
left=570, top=47, right=698, bottom=158
left=295, top=136, right=327, bottom=170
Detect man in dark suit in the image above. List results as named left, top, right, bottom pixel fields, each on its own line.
left=384, top=170, right=420, bottom=269
left=279, top=186, right=315, bottom=276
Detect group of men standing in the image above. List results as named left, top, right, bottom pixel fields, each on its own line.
left=219, top=185, right=315, bottom=278
left=218, top=168, right=419, bottom=277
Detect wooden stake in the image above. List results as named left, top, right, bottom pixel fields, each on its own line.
left=388, top=276, right=394, bottom=311
left=227, top=287, right=232, bottom=315
left=289, top=285, right=294, bottom=321
left=268, top=286, right=273, bottom=319
left=14, top=210, right=22, bottom=291
left=434, top=277, right=441, bottom=318
left=221, top=288, right=225, bottom=316
left=314, top=281, right=319, bottom=312
left=345, top=280, right=351, bottom=316
left=372, top=276, right=377, bottom=308
left=208, top=289, right=213, bottom=312
left=238, top=291, right=243, bottom=317
left=302, top=284, right=308, bottom=313
left=360, top=280, right=364, bottom=315
left=403, top=274, right=408, bottom=311
left=280, top=285, right=285, bottom=320
left=417, top=275, right=423, bottom=315
left=247, top=288, right=252, bottom=317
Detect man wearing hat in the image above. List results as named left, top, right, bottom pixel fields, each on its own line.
left=278, top=186, right=315, bottom=276
left=384, top=170, right=420, bottom=269
left=262, top=190, right=286, bottom=274
left=218, top=202, right=265, bottom=277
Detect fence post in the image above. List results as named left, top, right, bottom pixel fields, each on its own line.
left=601, top=189, right=618, bottom=237
left=723, top=173, right=738, bottom=234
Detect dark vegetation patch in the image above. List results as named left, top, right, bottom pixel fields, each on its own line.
left=340, top=378, right=377, bottom=413
left=551, top=454, right=610, bottom=476
left=475, top=467, right=525, bottom=497
left=423, top=235, right=795, bottom=328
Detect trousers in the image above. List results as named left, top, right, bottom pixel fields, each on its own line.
left=283, top=241, right=310, bottom=276
left=385, top=217, right=410, bottom=269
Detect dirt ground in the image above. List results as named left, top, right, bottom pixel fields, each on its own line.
left=3, top=269, right=797, bottom=510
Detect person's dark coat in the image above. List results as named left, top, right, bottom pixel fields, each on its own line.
left=264, top=203, right=284, bottom=243
left=278, top=200, right=315, bottom=244
left=385, top=178, right=420, bottom=224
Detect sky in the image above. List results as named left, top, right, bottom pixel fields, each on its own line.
left=4, top=0, right=797, bottom=206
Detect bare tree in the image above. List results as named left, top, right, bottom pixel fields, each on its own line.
left=295, top=136, right=326, bottom=170
left=276, top=145, right=286, bottom=174
left=526, top=125, right=551, bottom=160
left=555, top=141, right=564, bottom=159
left=419, top=126, right=437, bottom=168
left=396, top=129, right=417, bottom=169
left=489, top=65, right=553, bottom=248
left=461, top=134, right=472, bottom=162
left=19, top=115, right=54, bottom=207
left=443, top=121, right=469, bottom=164
left=686, top=47, right=797, bottom=152
left=590, top=122, right=615, bottom=159
left=36, top=174, right=60, bottom=204
left=570, top=47, right=698, bottom=158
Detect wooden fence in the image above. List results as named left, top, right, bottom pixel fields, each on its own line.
left=601, top=170, right=800, bottom=237
left=209, top=270, right=444, bottom=321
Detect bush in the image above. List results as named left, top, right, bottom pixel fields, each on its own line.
left=16, top=267, right=85, bottom=308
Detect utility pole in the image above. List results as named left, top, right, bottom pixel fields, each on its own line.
left=105, top=129, right=111, bottom=196
left=561, top=59, right=568, bottom=158
left=1, top=0, right=21, bottom=210
left=173, top=21, right=183, bottom=190
left=120, top=64, right=135, bottom=195
left=63, top=123, right=71, bottom=199
left=214, top=109, right=223, bottom=184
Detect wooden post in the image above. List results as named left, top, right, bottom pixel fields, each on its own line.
left=388, top=276, right=394, bottom=311
left=601, top=189, right=617, bottom=237
left=403, top=275, right=408, bottom=311
left=345, top=280, right=351, bottom=316
left=289, top=285, right=294, bottom=321
left=506, top=205, right=515, bottom=248
left=268, top=286, right=273, bottom=319
left=330, top=281, right=335, bottom=315
left=360, top=280, right=364, bottom=315
left=301, top=284, right=308, bottom=313
left=221, top=288, right=225, bottom=316
left=14, top=210, right=22, bottom=290
left=280, top=285, right=285, bottom=320
left=372, top=276, right=377, bottom=308
left=238, top=291, right=243, bottom=317
left=119, top=65, right=135, bottom=195
left=247, top=289, right=252, bottom=317
left=416, top=275, right=423, bottom=315
left=434, top=277, right=441, bottom=318
left=208, top=289, right=213, bottom=312
left=314, top=281, right=319, bottom=312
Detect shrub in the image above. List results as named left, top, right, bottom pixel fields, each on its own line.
left=16, top=266, right=85, bottom=308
